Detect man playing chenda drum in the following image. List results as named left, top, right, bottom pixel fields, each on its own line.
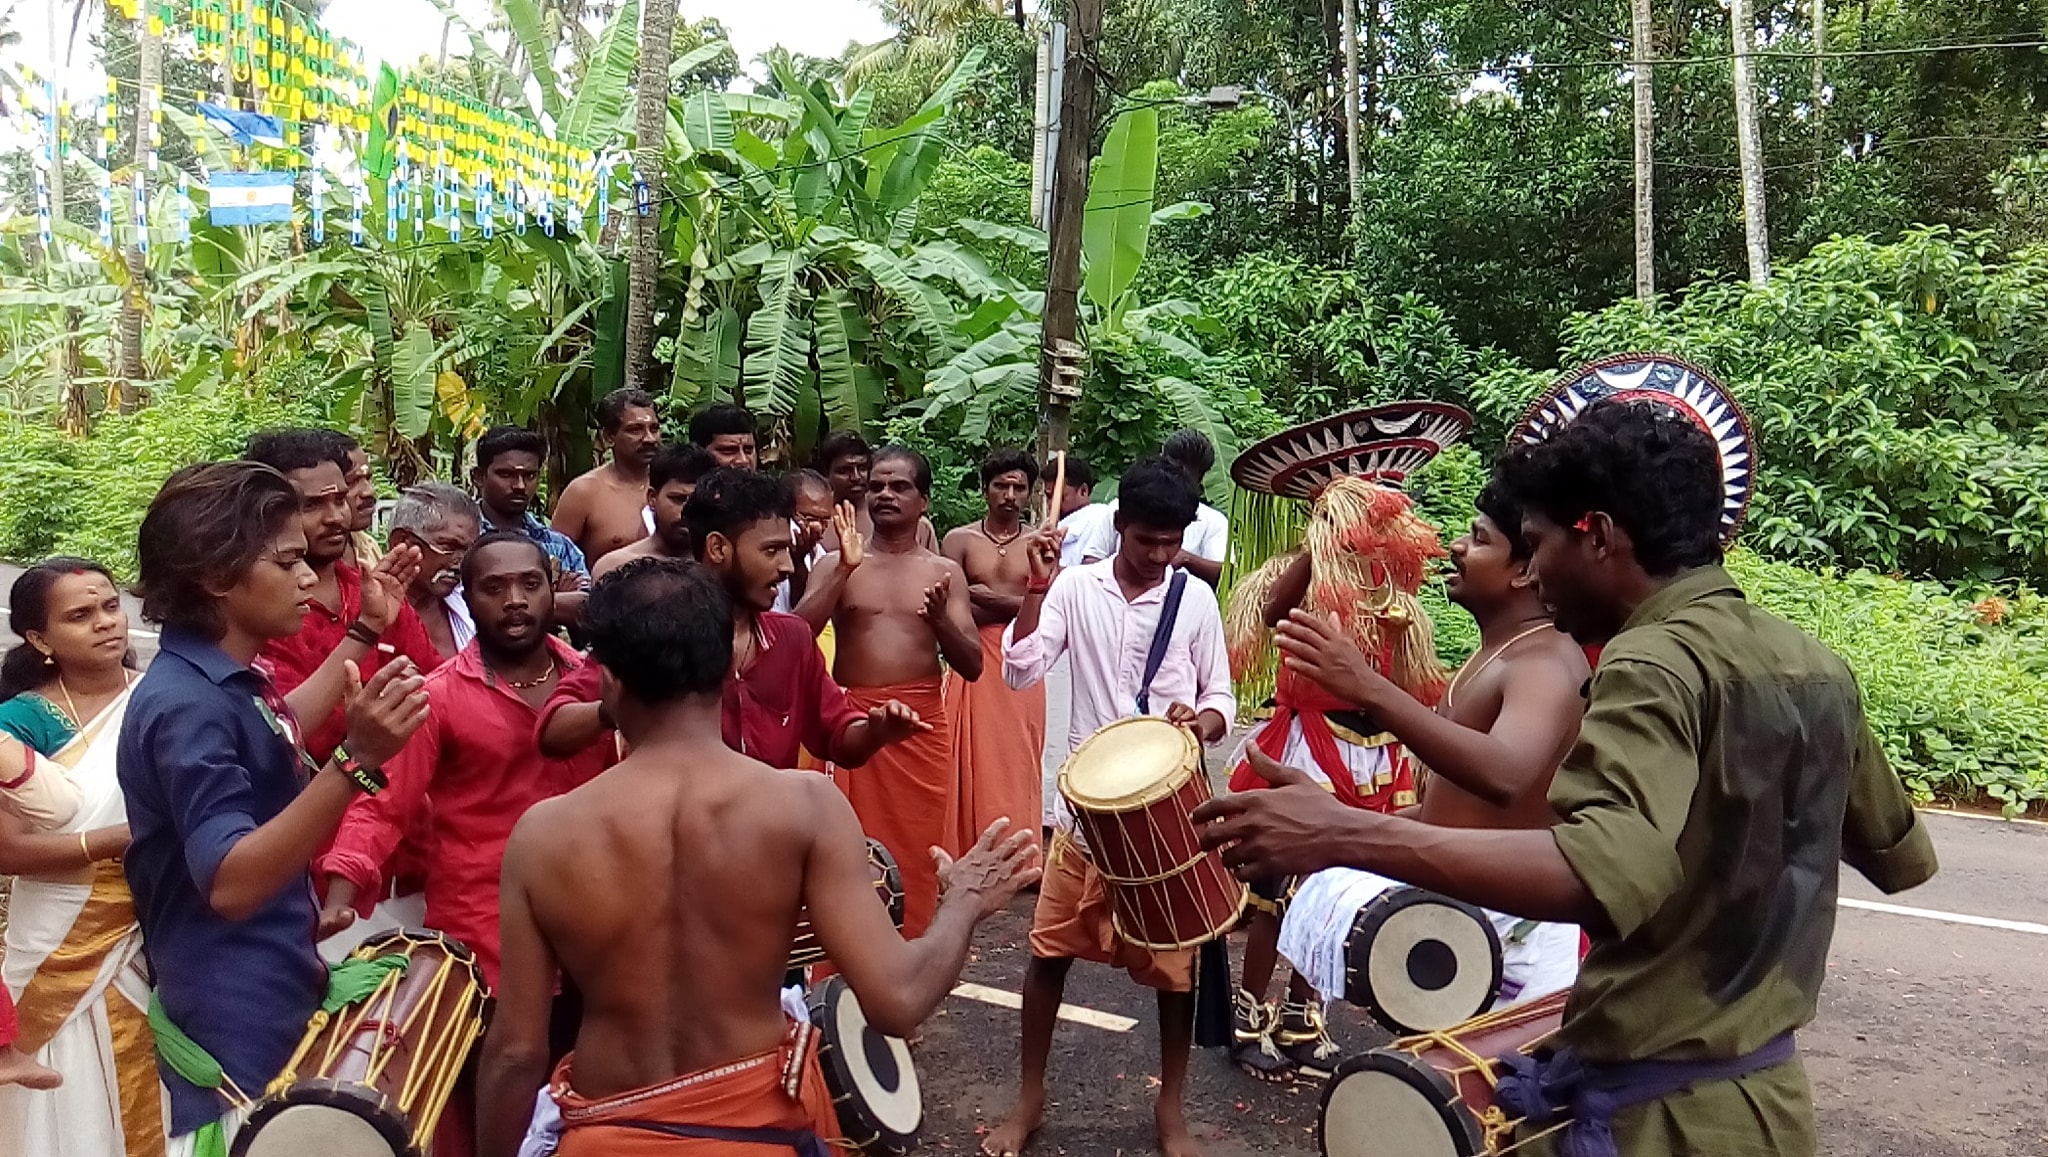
left=1198, top=400, right=1937, bottom=1156
left=1264, top=477, right=1590, bottom=1044
left=985, top=457, right=1235, bottom=1157
left=476, top=559, right=1041, bottom=1157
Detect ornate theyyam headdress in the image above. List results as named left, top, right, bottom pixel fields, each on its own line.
left=1230, top=401, right=1475, bottom=500
left=1509, top=353, right=1758, bottom=545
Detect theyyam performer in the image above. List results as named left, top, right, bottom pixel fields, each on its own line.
left=1218, top=401, right=1470, bottom=1078
left=1199, top=355, right=1938, bottom=1156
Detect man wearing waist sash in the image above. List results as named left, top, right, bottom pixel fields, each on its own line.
left=475, top=560, right=1040, bottom=1157
left=1269, top=478, right=1591, bottom=1031
left=986, top=458, right=1235, bottom=1157
left=1199, top=390, right=1939, bottom=1157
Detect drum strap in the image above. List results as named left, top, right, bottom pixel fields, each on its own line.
left=1134, top=572, right=1190, bottom=716
left=607, top=1118, right=832, bottom=1157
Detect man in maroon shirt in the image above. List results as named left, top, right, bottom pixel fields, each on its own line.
left=244, top=429, right=442, bottom=762
left=536, top=469, right=925, bottom=769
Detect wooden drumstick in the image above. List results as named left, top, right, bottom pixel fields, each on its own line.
left=1046, top=450, right=1067, bottom=531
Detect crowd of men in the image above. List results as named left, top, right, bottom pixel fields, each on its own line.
left=0, top=387, right=1939, bottom=1157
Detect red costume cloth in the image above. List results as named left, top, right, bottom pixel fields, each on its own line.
left=548, top=1020, right=845, bottom=1157
left=1228, top=667, right=1414, bottom=812
left=0, top=986, right=15, bottom=1049
left=317, top=637, right=609, bottom=986
left=257, top=560, right=443, bottom=763
left=832, top=680, right=952, bottom=937
left=537, top=612, right=863, bottom=772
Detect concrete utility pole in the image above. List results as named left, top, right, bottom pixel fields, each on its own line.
left=1035, top=0, right=1101, bottom=464
left=1631, top=0, right=1655, bottom=300
left=1811, top=0, right=1827, bottom=194
left=1730, top=0, right=1771, bottom=287
left=1341, top=0, right=1360, bottom=203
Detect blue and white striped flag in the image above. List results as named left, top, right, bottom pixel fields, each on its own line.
left=209, top=171, right=295, bottom=226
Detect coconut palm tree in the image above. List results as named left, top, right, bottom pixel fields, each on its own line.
left=624, top=0, right=676, bottom=390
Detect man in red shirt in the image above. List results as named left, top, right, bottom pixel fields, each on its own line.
left=244, top=429, right=442, bottom=762
left=537, top=469, right=925, bottom=771
left=317, top=531, right=611, bottom=982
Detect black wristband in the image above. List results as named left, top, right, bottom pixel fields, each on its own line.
left=332, top=745, right=387, bottom=796
left=345, top=620, right=380, bottom=647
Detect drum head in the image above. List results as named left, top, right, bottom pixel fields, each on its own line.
left=1346, top=887, right=1503, bottom=1034
left=233, top=1080, right=411, bottom=1157
left=809, top=977, right=922, bottom=1154
left=1320, top=1051, right=1485, bottom=1157
left=1059, top=717, right=1195, bottom=810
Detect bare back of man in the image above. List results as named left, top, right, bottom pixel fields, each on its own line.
left=1417, top=630, right=1589, bottom=830
left=555, top=465, right=652, bottom=563
left=590, top=534, right=674, bottom=583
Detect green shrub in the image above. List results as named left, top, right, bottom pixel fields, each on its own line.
left=0, top=389, right=326, bottom=580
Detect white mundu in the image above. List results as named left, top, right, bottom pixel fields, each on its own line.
left=1279, top=867, right=1579, bottom=1014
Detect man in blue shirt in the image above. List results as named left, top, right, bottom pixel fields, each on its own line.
left=472, top=424, right=589, bottom=627
left=119, top=460, right=429, bottom=1149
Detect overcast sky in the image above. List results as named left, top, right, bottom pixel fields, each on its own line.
left=2, top=0, right=895, bottom=94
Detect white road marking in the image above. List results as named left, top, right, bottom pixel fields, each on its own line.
left=950, top=982, right=1138, bottom=1032
left=1840, top=897, right=2048, bottom=937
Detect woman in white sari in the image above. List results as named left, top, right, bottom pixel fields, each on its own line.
left=0, top=559, right=164, bottom=1157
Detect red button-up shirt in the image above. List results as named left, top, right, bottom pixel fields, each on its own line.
left=535, top=611, right=864, bottom=771
left=317, top=637, right=610, bottom=986
left=258, top=560, right=443, bottom=764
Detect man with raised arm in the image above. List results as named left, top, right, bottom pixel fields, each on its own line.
left=552, top=388, right=666, bottom=565
left=794, top=447, right=982, bottom=936
left=477, top=559, right=1040, bottom=1157
left=1199, top=402, right=1938, bottom=1157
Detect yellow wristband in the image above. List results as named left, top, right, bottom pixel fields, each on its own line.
left=79, top=831, right=93, bottom=864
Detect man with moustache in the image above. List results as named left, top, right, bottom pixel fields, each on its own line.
left=941, top=449, right=1047, bottom=854
left=339, top=435, right=384, bottom=568
left=473, top=425, right=589, bottom=627
left=536, top=469, right=925, bottom=773
left=807, top=430, right=939, bottom=563
left=244, top=429, right=440, bottom=764
left=388, top=482, right=484, bottom=662
left=1199, top=401, right=1938, bottom=1157
left=1263, top=479, right=1590, bottom=1059
left=796, top=447, right=980, bottom=936
left=591, top=442, right=716, bottom=581
left=688, top=403, right=760, bottom=470
left=553, top=389, right=666, bottom=565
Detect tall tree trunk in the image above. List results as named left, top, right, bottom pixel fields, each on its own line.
left=116, top=14, right=160, bottom=413
left=1631, top=0, right=1656, bottom=300
left=1360, top=0, right=1379, bottom=176
left=1341, top=0, right=1360, bottom=204
left=1729, top=0, right=1770, bottom=287
left=1811, top=0, right=1826, bottom=194
left=624, top=0, right=678, bottom=394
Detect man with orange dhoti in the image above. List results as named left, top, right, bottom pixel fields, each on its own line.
left=797, top=447, right=983, bottom=936
left=1220, top=401, right=1474, bottom=1080
left=941, top=450, right=1048, bottom=854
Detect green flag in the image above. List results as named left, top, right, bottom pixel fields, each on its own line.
left=363, top=64, right=401, bottom=180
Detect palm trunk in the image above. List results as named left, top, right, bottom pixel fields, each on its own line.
left=1631, top=0, right=1656, bottom=300
left=624, top=0, right=678, bottom=393
left=1341, top=0, right=1360, bottom=204
left=116, top=13, right=160, bottom=413
left=1730, top=0, right=1770, bottom=287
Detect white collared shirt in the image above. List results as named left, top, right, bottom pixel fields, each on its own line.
left=1058, top=502, right=1118, bottom=567
left=1003, top=559, right=1236, bottom=832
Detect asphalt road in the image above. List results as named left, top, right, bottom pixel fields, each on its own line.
left=5, top=562, right=2045, bottom=1156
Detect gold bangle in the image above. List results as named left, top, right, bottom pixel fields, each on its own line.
left=78, top=830, right=93, bottom=865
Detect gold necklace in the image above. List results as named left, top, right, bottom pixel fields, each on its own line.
left=51, top=669, right=134, bottom=728
left=979, top=518, right=1025, bottom=556
left=1443, top=623, right=1553, bottom=712
left=501, top=657, right=558, bottom=690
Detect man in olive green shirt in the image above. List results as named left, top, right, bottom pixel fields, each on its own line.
left=1199, top=401, right=1936, bottom=1155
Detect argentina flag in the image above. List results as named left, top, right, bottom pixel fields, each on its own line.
left=209, top=171, right=295, bottom=226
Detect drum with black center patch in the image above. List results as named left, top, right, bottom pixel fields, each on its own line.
left=789, top=838, right=905, bottom=970
left=1318, top=988, right=1568, bottom=1157
left=808, top=976, right=922, bottom=1155
left=1343, top=886, right=1503, bottom=1034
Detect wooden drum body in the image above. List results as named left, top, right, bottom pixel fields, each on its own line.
left=1319, top=988, right=1569, bottom=1157
left=1058, top=716, right=1247, bottom=951
left=789, top=839, right=905, bottom=970
left=234, top=928, right=491, bottom=1157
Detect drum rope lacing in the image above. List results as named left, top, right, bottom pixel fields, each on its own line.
left=1396, top=1001, right=1572, bottom=1154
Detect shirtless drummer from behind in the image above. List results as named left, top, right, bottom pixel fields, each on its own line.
left=477, top=558, right=1041, bottom=1157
